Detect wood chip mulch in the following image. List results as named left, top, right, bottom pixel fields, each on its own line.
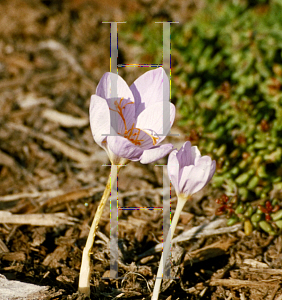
left=1, top=1, right=282, bottom=299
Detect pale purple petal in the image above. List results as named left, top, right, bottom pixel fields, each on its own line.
left=193, top=156, right=214, bottom=189
left=105, top=145, right=129, bottom=165
left=130, top=68, right=170, bottom=116
left=195, top=156, right=213, bottom=171
left=135, top=102, right=175, bottom=144
left=167, top=150, right=180, bottom=195
left=105, top=97, right=136, bottom=136
left=207, top=160, right=216, bottom=182
left=89, top=95, right=111, bottom=148
left=179, top=165, right=210, bottom=196
left=140, top=143, right=174, bottom=164
left=178, top=165, right=194, bottom=194
left=167, top=141, right=216, bottom=197
left=96, top=72, right=135, bottom=103
left=176, top=141, right=191, bottom=168
left=107, top=135, right=143, bottom=161
left=133, top=129, right=160, bottom=150
left=177, top=142, right=201, bottom=168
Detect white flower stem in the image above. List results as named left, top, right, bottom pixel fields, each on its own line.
left=151, top=194, right=190, bottom=300
left=78, top=166, right=120, bottom=296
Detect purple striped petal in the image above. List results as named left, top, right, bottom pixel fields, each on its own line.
left=89, top=95, right=111, bottom=148
left=167, top=141, right=216, bottom=198
left=130, top=68, right=170, bottom=117
left=167, top=150, right=180, bottom=195
left=107, top=135, right=143, bottom=161
left=179, top=165, right=210, bottom=196
left=136, top=102, right=175, bottom=144
left=96, top=72, right=134, bottom=103
left=140, top=143, right=174, bottom=164
left=105, top=97, right=136, bottom=137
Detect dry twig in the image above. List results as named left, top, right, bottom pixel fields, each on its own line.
left=0, top=211, right=78, bottom=226
left=139, top=218, right=242, bottom=258
left=209, top=278, right=279, bottom=288
left=7, top=122, right=90, bottom=163
left=0, top=190, right=64, bottom=202
left=41, top=108, right=88, bottom=128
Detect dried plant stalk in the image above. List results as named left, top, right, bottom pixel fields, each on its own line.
left=78, top=167, right=121, bottom=296
left=0, top=211, right=77, bottom=226
left=151, top=195, right=190, bottom=300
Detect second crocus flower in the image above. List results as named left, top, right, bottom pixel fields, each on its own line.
left=167, top=141, right=216, bottom=200
left=152, top=141, right=216, bottom=300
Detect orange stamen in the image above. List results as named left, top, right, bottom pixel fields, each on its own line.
left=139, top=129, right=158, bottom=146
left=108, top=97, right=159, bottom=146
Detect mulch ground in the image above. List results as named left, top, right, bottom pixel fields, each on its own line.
left=1, top=1, right=282, bottom=299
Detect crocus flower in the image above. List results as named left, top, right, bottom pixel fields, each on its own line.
left=90, top=68, right=175, bottom=165
left=152, top=141, right=216, bottom=300
left=167, top=141, right=216, bottom=200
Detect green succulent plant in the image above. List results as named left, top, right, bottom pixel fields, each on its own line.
left=120, top=0, right=282, bottom=233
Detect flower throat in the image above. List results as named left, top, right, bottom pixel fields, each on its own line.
left=110, top=98, right=158, bottom=146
